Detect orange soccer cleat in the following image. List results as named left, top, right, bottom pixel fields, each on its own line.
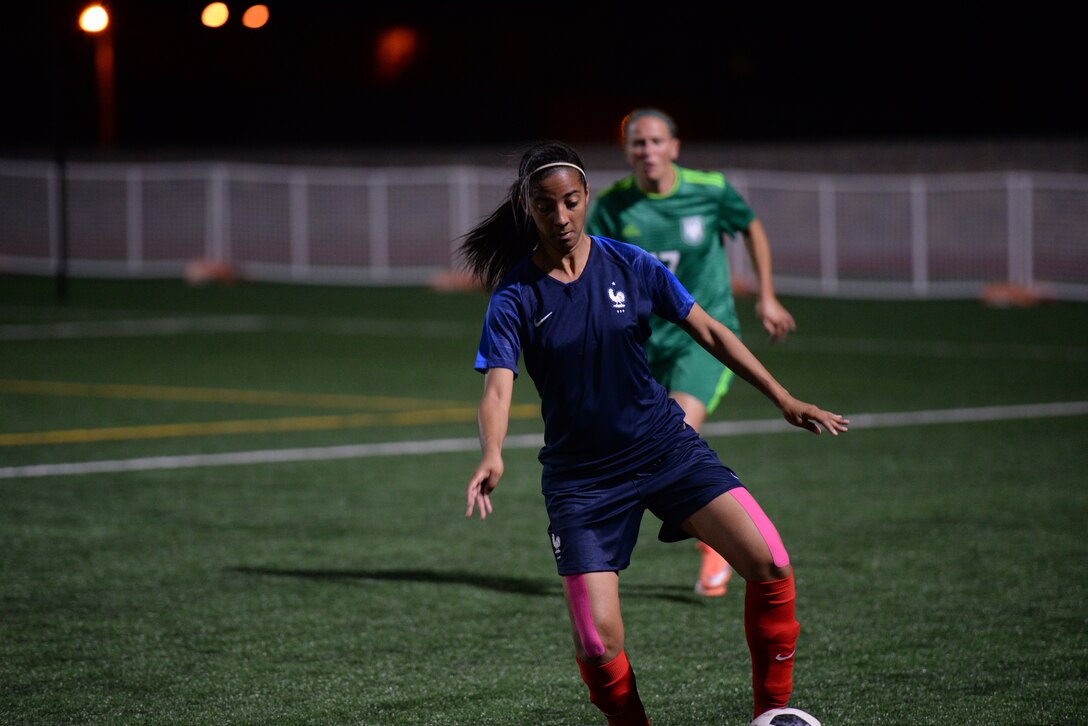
left=694, top=540, right=732, bottom=597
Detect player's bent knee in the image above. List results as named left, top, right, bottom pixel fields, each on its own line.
left=767, top=563, right=792, bottom=581
left=729, top=488, right=790, bottom=568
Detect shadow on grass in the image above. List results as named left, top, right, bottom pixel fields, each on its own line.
left=230, top=566, right=704, bottom=604
left=230, top=566, right=558, bottom=596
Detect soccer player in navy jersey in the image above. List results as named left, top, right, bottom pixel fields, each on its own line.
left=587, top=108, right=797, bottom=598
left=458, top=140, right=847, bottom=725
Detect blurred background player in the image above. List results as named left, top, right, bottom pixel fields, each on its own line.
left=587, top=108, right=797, bottom=598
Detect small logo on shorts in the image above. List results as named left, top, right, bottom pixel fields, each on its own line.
left=551, top=533, right=562, bottom=560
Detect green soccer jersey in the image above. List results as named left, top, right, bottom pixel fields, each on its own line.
left=587, top=164, right=755, bottom=355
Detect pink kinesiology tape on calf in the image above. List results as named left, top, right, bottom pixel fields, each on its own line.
left=565, top=575, right=606, bottom=658
left=729, top=488, right=790, bottom=568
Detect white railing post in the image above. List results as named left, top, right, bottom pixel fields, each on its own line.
left=46, top=164, right=59, bottom=271
left=449, top=166, right=475, bottom=259
left=818, top=177, right=838, bottom=294
left=1023, top=174, right=1034, bottom=288
left=910, top=176, right=928, bottom=297
left=368, top=171, right=389, bottom=281
left=289, top=170, right=309, bottom=279
left=727, top=170, right=755, bottom=285
left=1007, top=172, right=1033, bottom=287
left=126, top=166, right=143, bottom=273
left=206, top=164, right=230, bottom=262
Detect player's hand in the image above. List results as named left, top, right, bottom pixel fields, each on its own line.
left=781, top=397, right=849, bottom=436
left=756, top=297, right=797, bottom=343
left=465, top=454, right=503, bottom=520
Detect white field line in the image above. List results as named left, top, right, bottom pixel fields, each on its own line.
left=748, top=335, right=1088, bottom=363
left=701, top=400, right=1088, bottom=435
left=2, top=313, right=1085, bottom=361
left=0, top=316, right=272, bottom=340
left=1, top=401, right=1085, bottom=481
left=0, top=316, right=476, bottom=341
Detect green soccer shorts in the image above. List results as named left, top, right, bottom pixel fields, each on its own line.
left=648, top=339, right=735, bottom=413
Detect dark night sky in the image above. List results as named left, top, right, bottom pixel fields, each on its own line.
left=3, top=1, right=1085, bottom=155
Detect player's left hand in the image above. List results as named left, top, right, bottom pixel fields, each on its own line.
left=756, top=297, right=797, bottom=343
left=781, top=398, right=850, bottom=436
left=465, top=453, right=503, bottom=520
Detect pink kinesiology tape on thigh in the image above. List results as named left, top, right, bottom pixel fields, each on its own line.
left=729, top=488, right=790, bottom=568
left=565, top=575, right=606, bottom=658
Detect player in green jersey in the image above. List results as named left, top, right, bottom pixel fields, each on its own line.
left=586, top=108, right=797, bottom=597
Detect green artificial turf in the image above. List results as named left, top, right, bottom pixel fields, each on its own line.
left=2, top=274, right=1086, bottom=724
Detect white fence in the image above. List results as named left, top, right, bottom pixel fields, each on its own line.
left=1, top=159, right=1086, bottom=299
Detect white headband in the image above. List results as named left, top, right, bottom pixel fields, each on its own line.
left=529, top=161, right=585, bottom=178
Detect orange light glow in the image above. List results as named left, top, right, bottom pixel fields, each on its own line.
left=79, top=5, right=109, bottom=33
left=376, top=26, right=419, bottom=83
left=201, top=2, right=229, bottom=28
left=242, top=5, right=270, bottom=29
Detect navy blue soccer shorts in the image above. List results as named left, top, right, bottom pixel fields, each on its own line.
left=543, top=431, right=743, bottom=576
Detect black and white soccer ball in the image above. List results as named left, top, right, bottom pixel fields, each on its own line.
left=749, top=707, right=822, bottom=726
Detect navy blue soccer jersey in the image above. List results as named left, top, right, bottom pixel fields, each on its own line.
left=474, top=236, right=697, bottom=485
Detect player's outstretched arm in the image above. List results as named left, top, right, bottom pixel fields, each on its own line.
left=466, top=367, right=514, bottom=520
left=742, top=219, right=797, bottom=343
left=677, top=303, right=848, bottom=436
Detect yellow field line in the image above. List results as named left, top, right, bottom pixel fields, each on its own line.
left=0, top=379, right=462, bottom=410
left=0, top=404, right=541, bottom=447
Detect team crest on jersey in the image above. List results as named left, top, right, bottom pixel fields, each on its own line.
left=681, top=216, right=704, bottom=245
left=551, top=533, right=562, bottom=559
left=621, top=222, right=641, bottom=239
left=608, top=283, right=626, bottom=312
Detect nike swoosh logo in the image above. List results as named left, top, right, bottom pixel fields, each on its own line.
left=705, top=568, right=730, bottom=587
left=775, top=651, right=795, bottom=662
left=534, top=312, right=553, bottom=327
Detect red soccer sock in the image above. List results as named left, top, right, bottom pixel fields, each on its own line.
left=576, top=650, right=651, bottom=726
left=744, top=574, right=800, bottom=718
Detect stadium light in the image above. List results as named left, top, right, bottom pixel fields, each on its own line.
left=375, top=26, right=419, bottom=83
left=79, top=4, right=115, bottom=148
left=202, top=3, right=229, bottom=28
left=242, top=5, right=269, bottom=29
left=78, top=4, right=109, bottom=33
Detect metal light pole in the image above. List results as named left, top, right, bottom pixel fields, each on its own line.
left=79, top=4, right=115, bottom=148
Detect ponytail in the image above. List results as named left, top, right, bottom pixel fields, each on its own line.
left=455, top=181, right=537, bottom=292
left=456, top=141, right=587, bottom=291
